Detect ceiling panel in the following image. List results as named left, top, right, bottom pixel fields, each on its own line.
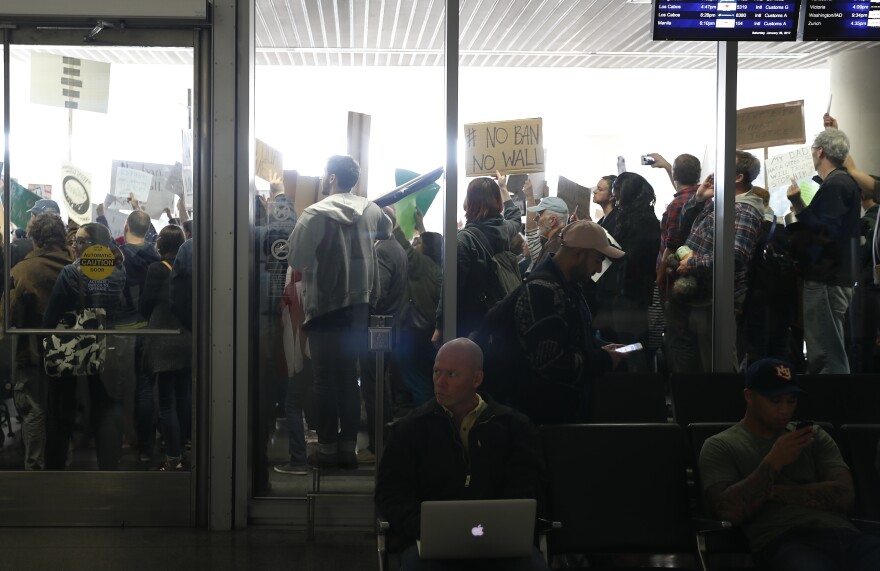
left=254, top=0, right=879, bottom=69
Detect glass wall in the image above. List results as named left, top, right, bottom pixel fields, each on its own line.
left=1, top=44, right=195, bottom=472
left=252, top=5, right=446, bottom=497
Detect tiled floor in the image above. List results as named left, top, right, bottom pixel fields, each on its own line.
left=0, top=527, right=378, bottom=571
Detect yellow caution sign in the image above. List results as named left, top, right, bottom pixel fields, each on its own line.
left=80, top=244, right=115, bottom=280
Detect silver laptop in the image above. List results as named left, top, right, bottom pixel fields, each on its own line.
left=417, top=499, right=537, bottom=560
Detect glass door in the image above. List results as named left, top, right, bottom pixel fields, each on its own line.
left=0, top=25, right=199, bottom=526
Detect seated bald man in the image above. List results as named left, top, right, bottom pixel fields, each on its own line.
left=375, top=338, right=549, bottom=571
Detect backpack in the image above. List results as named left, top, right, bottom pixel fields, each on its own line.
left=756, top=216, right=795, bottom=282
left=469, top=268, right=552, bottom=409
left=461, top=226, right=522, bottom=310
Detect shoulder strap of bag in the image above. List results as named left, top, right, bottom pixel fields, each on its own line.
left=162, top=261, right=173, bottom=271
left=462, top=226, right=494, bottom=257
left=77, top=267, right=87, bottom=310
left=764, top=215, right=778, bottom=246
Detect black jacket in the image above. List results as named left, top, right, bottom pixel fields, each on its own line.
left=789, top=169, right=861, bottom=286
left=514, top=256, right=613, bottom=424
left=444, top=199, right=522, bottom=337
left=375, top=395, right=547, bottom=546
left=120, top=242, right=161, bottom=323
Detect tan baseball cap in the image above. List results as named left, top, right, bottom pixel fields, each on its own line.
left=558, top=220, right=625, bottom=259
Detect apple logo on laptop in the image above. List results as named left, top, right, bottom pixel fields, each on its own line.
left=471, top=524, right=484, bottom=537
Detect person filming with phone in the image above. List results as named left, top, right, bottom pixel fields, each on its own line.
left=699, top=358, right=880, bottom=570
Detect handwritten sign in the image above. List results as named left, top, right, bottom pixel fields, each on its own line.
left=113, top=167, right=153, bottom=202
left=464, top=118, right=544, bottom=176
left=109, top=160, right=184, bottom=210
left=61, top=162, right=93, bottom=225
left=736, top=100, right=805, bottom=150
left=256, top=139, right=283, bottom=181
left=765, top=146, right=820, bottom=214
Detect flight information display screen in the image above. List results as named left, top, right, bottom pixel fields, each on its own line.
left=653, top=2, right=802, bottom=40
left=803, top=1, right=880, bottom=39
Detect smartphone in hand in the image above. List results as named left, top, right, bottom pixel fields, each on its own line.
left=614, top=342, right=643, bottom=354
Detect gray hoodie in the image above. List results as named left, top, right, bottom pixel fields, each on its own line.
left=288, top=192, right=392, bottom=325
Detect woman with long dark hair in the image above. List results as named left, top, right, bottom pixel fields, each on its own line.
left=434, top=173, right=522, bottom=339
left=608, top=172, right=660, bottom=369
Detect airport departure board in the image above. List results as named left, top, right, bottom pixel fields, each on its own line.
left=653, top=2, right=802, bottom=40
left=803, top=1, right=880, bottom=39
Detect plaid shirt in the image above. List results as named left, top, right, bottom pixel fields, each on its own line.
left=682, top=194, right=763, bottom=299
left=657, top=185, right=698, bottom=269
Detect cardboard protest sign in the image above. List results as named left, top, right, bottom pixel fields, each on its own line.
left=256, top=139, right=283, bottom=182
left=109, top=160, right=184, bottom=210
left=144, top=189, right=177, bottom=220
left=765, top=146, right=820, bottom=215
left=464, top=118, right=544, bottom=176
left=94, top=202, right=127, bottom=239
left=293, top=175, right=321, bottom=217
left=1, top=180, right=41, bottom=229
left=113, top=167, right=153, bottom=202
left=736, top=100, right=805, bottom=150
left=30, top=54, right=111, bottom=114
left=61, top=162, right=93, bottom=225
left=393, top=169, right=441, bottom=240
left=557, top=176, right=592, bottom=222
left=28, top=184, right=52, bottom=199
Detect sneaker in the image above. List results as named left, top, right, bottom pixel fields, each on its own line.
left=274, top=463, right=309, bottom=475
left=356, top=449, right=376, bottom=464
left=307, top=450, right=339, bottom=469
left=159, top=458, right=183, bottom=471
left=139, top=453, right=152, bottom=463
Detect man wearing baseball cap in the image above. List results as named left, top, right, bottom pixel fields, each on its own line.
left=512, top=220, right=628, bottom=424
left=525, top=196, right=569, bottom=269
left=700, top=358, right=880, bottom=570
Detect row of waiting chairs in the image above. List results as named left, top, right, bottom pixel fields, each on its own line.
left=589, top=373, right=880, bottom=427
left=540, top=422, right=880, bottom=570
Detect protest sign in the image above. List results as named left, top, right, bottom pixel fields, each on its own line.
left=144, top=189, right=178, bottom=220
left=393, top=169, right=441, bottom=240
left=30, top=54, right=110, bottom=114
left=109, top=160, right=184, bottom=210
left=256, top=139, right=283, bottom=182
left=557, top=176, right=592, bottom=222
left=736, top=100, right=805, bottom=150
left=1, top=180, right=41, bottom=229
left=765, top=146, right=820, bottom=215
left=113, top=167, right=153, bottom=202
left=28, top=184, right=52, bottom=199
left=61, top=162, right=93, bottom=225
left=464, top=118, right=544, bottom=176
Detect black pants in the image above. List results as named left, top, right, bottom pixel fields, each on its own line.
left=45, top=375, right=122, bottom=471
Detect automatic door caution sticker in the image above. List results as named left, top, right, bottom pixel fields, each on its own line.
left=80, top=245, right=115, bottom=280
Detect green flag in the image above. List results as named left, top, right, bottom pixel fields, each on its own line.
left=394, top=169, right=441, bottom=240
left=1, top=179, right=42, bottom=229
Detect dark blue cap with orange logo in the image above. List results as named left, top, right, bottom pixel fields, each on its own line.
left=745, top=358, right=805, bottom=397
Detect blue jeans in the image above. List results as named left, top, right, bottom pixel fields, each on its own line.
left=156, top=368, right=192, bottom=459
left=396, top=330, right=437, bottom=407
left=306, top=304, right=368, bottom=446
left=400, top=545, right=549, bottom=571
left=803, top=281, right=852, bottom=374
left=758, top=527, right=880, bottom=571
